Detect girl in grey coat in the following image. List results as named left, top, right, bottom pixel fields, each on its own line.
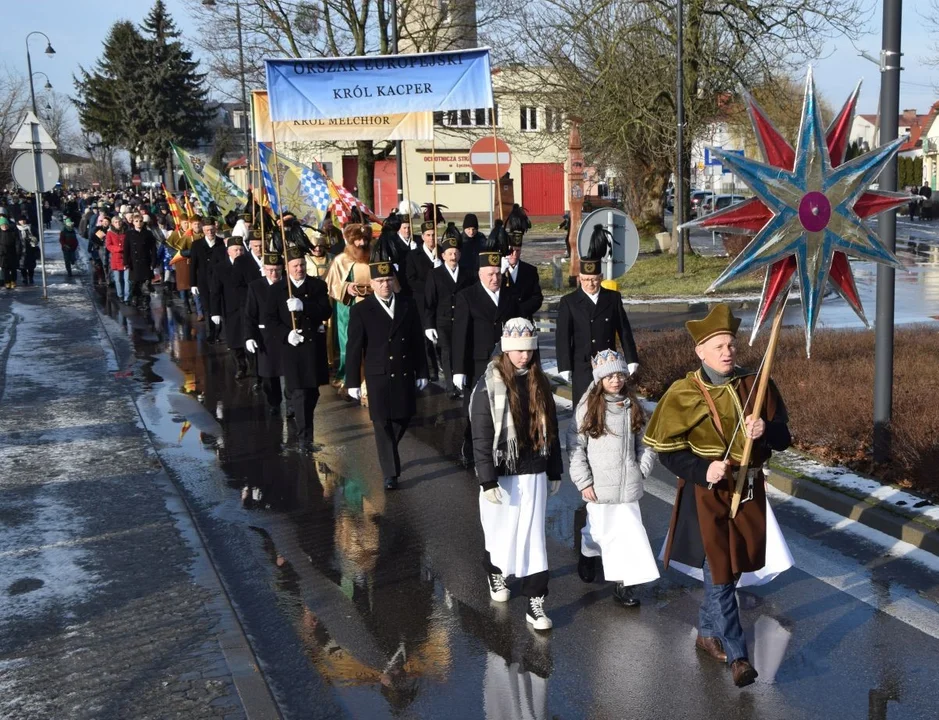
left=567, top=349, right=660, bottom=606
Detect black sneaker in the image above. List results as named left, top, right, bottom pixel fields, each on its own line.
left=525, top=596, right=553, bottom=630
left=384, top=476, right=399, bottom=490
left=487, top=573, right=510, bottom=602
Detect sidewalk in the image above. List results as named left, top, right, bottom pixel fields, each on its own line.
left=0, top=234, right=278, bottom=719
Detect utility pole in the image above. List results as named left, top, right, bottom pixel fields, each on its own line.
left=25, top=31, right=55, bottom=300
left=675, top=0, right=685, bottom=274
left=873, top=0, right=903, bottom=462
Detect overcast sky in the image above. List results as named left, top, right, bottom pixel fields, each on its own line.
left=2, top=0, right=938, bottom=129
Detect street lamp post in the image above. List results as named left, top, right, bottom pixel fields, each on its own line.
left=675, top=0, right=686, bottom=274
left=25, top=31, right=55, bottom=300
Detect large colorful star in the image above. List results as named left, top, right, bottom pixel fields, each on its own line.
left=683, top=69, right=909, bottom=355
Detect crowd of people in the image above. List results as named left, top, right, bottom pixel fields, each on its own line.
left=7, top=183, right=793, bottom=690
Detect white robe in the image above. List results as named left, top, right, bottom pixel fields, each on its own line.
left=581, top=501, right=660, bottom=585
left=479, top=473, right=548, bottom=578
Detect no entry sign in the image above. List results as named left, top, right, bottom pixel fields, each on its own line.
left=469, top=137, right=511, bottom=181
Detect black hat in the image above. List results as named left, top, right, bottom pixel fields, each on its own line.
left=226, top=236, right=243, bottom=248
left=286, top=245, right=306, bottom=262
left=263, top=252, right=284, bottom=266
left=479, top=251, right=502, bottom=268
left=462, top=213, right=479, bottom=230
left=440, top=222, right=461, bottom=251
left=369, top=260, right=395, bottom=279
left=579, top=258, right=601, bottom=275
left=249, top=228, right=263, bottom=241
left=507, top=231, right=523, bottom=248
left=420, top=220, right=436, bottom=233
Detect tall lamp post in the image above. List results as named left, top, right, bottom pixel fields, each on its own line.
left=203, top=0, right=251, bottom=183
left=675, top=0, right=686, bottom=274
left=26, top=31, right=55, bottom=300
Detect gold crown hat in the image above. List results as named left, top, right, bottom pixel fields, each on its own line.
left=501, top=317, right=538, bottom=352
left=591, top=349, right=629, bottom=382
left=685, top=303, right=741, bottom=346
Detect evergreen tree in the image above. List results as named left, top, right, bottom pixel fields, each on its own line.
left=73, top=21, right=146, bottom=167
left=137, top=0, right=215, bottom=173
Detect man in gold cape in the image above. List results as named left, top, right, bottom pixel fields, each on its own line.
left=325, top=223, right=373, bottom=387
left=643, top=303, right=791, bottom=688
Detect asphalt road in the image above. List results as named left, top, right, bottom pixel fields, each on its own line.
left=89, top=285, right=939, bottom=720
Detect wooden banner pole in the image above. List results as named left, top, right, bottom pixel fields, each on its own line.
left=729, top=298, right=787, bottom=518
left=490, top=107, right=504, bottom=221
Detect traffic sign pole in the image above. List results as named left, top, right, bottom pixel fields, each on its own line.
left=30, top=122, right=48, bottom=299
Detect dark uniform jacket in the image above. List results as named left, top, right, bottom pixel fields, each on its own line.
left=124, top=227, right=158, bottom=283
left=190, top=237, right=226, bottom=293
left=345, top=293, right=428, bottom=422
left=556, top=287, right=639, bottom=404
left=452, top=284, right=521, bottom=380
left=502, top=260, right=543, bottom=320
left=265, top=276, right=332, bottom=389
left=244, top=277, right=282, bottom=378
left=458, top=232, right=485, bottom=275
left=211, top=254, right=262, bottom=348
left=405, top=246, right=438, bottom=315
left=424, top=264, right=473, bottom=331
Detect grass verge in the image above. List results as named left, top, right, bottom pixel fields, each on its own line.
left=538, top=251, right=763, bottom=298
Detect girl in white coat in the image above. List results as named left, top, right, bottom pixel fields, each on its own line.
left=567, top=350, right=659, bottom=606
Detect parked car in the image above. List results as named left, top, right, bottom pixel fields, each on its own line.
left=701, top=194, right=746, bottom=215
left=690, top=190, right=714, bottom=217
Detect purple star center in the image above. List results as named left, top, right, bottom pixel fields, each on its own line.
left=798, top=191, right=832, bottom=232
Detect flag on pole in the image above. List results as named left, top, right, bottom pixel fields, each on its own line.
left=162, top=183, right=182, bottom=228
left=327, top=176, right=379, bottom=225
left=183, top=194, right=197, bottom=219
left=257, top=143, right=330, bottom=228
left=171, top=143, right=248, bottom=216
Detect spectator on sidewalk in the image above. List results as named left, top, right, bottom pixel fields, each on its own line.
left=106, top=215, right=130, bottom=303
left=59, top=219, right=80, bottom=277
left=0, top=216, right=22, bottom=289
left=17, top=216, right=40, bottom=286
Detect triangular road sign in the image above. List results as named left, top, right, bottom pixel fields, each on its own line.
left=10, top=112, right=57, bottom=151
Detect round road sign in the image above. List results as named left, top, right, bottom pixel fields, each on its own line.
left=469, top=137, right=511, bottom=181
left=12, top=152, right=60, bottom=194
left=576, top=208, right=640, bottom=280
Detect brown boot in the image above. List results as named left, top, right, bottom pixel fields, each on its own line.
left=731, top=659, right=758, bottom=688
left=695, top=635, right=727, bottom=663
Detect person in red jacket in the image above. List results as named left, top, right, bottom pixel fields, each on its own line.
left=105, top=215, right=129, bottom=302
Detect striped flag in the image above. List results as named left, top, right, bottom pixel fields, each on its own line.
left=257, top=143, right=330, bottom=228
left=162, top=184, right=182, bottom=228
left=325, top=175, right=379, bottom=226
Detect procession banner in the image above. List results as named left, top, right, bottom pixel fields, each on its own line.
left=172, top=143, right=247, bottom=216
left=264, top=48, right=493, bottom=122
left=252, top=90, right=433, bottom=142
left=257, top=142, right=330, bottom=227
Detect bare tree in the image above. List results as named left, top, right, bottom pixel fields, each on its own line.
left=502, top=0, right=865, bottom=236
left=0, top=65, right=31, bottom=189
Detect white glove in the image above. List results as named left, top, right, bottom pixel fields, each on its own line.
left=415, top=378, right=428, bottom=391
left=558, top=370, right=571, bottom=383
left=347, top=387, right=361, bottom=400
left=286, top=297, right=303, bottom=312
left=288, top=329, right=304, bottom=346
left=483, top=487, right=503, bottom=504
left=549, top=480, right=561, bottom=496
left=627, top=363, right=639, bottom=376
left=452, top=373, right=466, bottom=388
left=191, top=286, right=199, bottom=296
left=245, top=339, right=258, bottom=354
left=425, top=328, right=438, bottom=343
left=211, top=315, right=221, bottom=325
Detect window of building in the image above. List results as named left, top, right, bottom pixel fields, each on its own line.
left=232, top=110, right=244, bottom=130
left=544, top=108, right=563, bottom=132
left=455, top=172, right=471, bottom=184
left=319, top=162, right=333, bottom=179
left=426, top=172, right=453, bottom=184
left=436, top=105, right=501, bottom=128
left=520, top=106, right=538, bottom=132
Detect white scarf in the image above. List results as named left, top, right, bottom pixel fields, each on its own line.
left=483, top=362, right=547, bottom=472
